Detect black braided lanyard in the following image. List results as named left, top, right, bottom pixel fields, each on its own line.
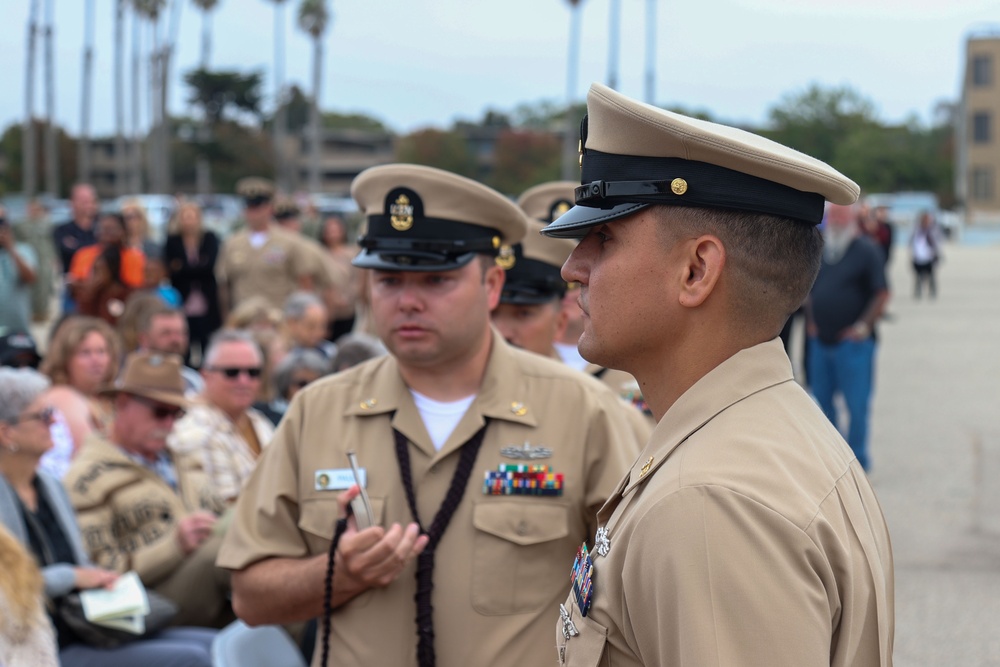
left=318, top=421, right=488, bottom=667
left=394, top=421, right=489, bottom=667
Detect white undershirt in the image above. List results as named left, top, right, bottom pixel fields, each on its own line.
left=249, top=231, right=269, bottom=249
left=554, top=342, right=588, bottom=372
left=410, top=390, right=476, bottom=450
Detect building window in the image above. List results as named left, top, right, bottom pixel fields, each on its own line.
left=972, top=167, right=993, bottom=202
left=972, top=55, right=992, bottom=86
left=972, top=112, right=991, bottom=144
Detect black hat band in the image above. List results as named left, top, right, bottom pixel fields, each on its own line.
left=501, top=257, right=568, bottom=303
left=577, top=149, right=825, bottom=225
left=362, top=215, right=501, bottom=254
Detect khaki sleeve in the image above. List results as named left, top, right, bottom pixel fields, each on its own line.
left=215, top=240, right=230, bottom=286
left=216, top=395, right=310, bottom=571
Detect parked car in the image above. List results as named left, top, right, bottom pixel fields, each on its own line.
left=192, top=194, right=244, bottom=238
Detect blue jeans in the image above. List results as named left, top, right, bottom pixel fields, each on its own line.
left=807, top=337, right=876, bottom=470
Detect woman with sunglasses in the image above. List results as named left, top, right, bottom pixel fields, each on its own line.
left=0, top=368, right=215, bottom=667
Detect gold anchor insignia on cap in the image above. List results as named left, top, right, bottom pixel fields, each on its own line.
left=495, top=245, right=516, bottom=270
left=553, top=201, right=571, bottom=219
left=510, top=401, right=527, bottom=416
left=640, top=456, right=654, bottom=476
left=360, top=398, right=377, bottom=410
left=389, top=194, right=414, bottom=231
left=670, top=178, right=688, bottom=196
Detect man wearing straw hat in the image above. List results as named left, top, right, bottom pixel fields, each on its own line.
left=65, top=351, right=231, bottom=628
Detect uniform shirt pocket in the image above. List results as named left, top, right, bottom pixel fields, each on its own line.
left=299, top=495, right=386, bottom=554
left=471, top=501, right=570, bottom=615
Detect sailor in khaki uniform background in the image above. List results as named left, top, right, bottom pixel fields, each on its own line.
left=492, top=190, right=653, bottom=438
left=216, top=178, right=315, bottom=317
left=511, top=181, right=651, bottom=418
left=544, top=84, right=894, bottom=666
left=217, top=164, right=639, bottom=667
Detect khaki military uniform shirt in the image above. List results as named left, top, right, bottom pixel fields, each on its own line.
left=557, top=340, right=894, bottom=667
left=219, top=331, right=639, bottom=667
left=216, top=226, right=312, bottom=309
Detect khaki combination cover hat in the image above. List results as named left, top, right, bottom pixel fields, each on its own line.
left=100, top=351, right=189, bottom=409
left=351, top=164, right=528, bottom=272
left=236, top=177, right=276, bottom=206
left=542, top=83, right=860, bottom=239
left=501, top=184, right=579, bottom=304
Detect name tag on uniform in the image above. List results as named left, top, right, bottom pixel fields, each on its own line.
left=315, top=468, right=367, bottom=491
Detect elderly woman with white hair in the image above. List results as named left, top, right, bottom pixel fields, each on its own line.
left=0, top=367, right=217, bottom=667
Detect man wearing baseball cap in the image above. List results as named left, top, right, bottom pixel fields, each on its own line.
left=545, top=84, right=893, bottom=666
left=219, top=164, right=638, bottom=667
left=64, top=351, right=231, bottom=628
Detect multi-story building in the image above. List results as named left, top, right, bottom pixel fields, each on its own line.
left=959, top=32, right=1000, bottom=224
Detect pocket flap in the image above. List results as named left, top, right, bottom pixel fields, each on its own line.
left=300, top=496, right=386, bottom=540
left=473, top=501, right=569, bottom=546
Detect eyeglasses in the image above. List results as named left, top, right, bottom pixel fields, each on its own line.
left=207, top=366, right=262, bottom=380
left=132, top=396, right=185, bottom=421
left=291, top=378, right=313, bottom=389
left=13, top=407, right=55, bottom=426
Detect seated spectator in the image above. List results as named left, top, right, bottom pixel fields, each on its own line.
left=76, top=245, right=132, bottom=325
left=63, top=352, right=231, bottom=628
left=136, top=304, right=205, bottom=396
left=283, top=291, right=336, bottom=358
left=257, top=347, right=332, bottom=425
left=67, top=213, right=145, bottom=296
left=329, top=332, right=386, bottom=373
left=0, top=366, right=216, bottom=665
left=169, top=330, right=274, bottom=503
left=38, top=317, right=120, bottom=478
left=0, top=523, right=57, bottom=667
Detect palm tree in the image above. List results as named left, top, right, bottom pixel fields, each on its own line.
left=114, top=0, right=127, bottom=195
left=192, top=0, right=221, bottom=193
left=561, top=0, right=583, bottom=180
left=79, top=0, right=96, bottom=187
left=23, top=0, right=40, bottom=197
left=297, top=0, right=329, bottom=193
left=269, top=0, right=290, bottom=191
left=192, top=0, right=220, bottom=68
left=43, top=0, right=59, bottom=196
left=129, top=2, right=144, bottom=192
left=133, top=0, right=167, bottom=191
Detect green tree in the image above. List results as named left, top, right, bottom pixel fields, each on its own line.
left=395, top=129, right=476, bottom=178
left=1, top=121, right=78, bottom=197
left=763, top=84, right=878, bottom=166
left=488, top=130, right=561, bottom=195
left=184, top=68, right=264, bottom=125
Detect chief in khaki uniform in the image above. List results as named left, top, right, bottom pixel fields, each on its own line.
left=508, top=181, right=652, bottom=418
left=216, top=178, right=314, bottom=315
left=543, top=84, right=894, bottom=666
left=218, top=164, right=638, bottom=667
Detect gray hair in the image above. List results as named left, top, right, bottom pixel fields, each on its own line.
left=203, top=328, right=263, bottom=368
left=0, top=368, right=52, bottom=423
left=273, top=348, right=332, bottom=399
left=331, top=333, right=386, bottom=372
left=283, top=291, right=326, bottom=321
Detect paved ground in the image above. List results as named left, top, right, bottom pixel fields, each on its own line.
left=838, top=238, right=1000, bottom=665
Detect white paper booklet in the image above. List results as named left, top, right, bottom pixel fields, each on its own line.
left=79, top=571, right=150, bottom=635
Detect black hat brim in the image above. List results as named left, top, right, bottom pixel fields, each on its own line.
left=351, top=248, right=480, bottom=272
left=540, top=202, right=651, bottom=239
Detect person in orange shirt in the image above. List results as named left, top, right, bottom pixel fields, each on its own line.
left=67, top=213, right=145, bottom=292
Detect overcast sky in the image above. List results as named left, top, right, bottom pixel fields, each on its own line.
left=1, top=0, right=999, bottom=137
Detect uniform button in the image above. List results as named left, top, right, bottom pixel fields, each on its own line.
left=516, top=520, right=529, bottom=536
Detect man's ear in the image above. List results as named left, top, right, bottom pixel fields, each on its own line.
left=484, top=264, right=506, bottom=310
left=677, top=235, right=725, bottom=309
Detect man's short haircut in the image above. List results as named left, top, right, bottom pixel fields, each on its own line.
left=283, top=291, right=326, bottom=321
left=203, top=328, right=263, bottom=368
left=655, top=205, right=823, bottom=338
left=137, top=303, right=185, bottom=335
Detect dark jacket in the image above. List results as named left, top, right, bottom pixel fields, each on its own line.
left=164, top=232, right=221, bottom=329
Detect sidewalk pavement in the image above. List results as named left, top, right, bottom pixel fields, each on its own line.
left=862, top=240, right=1000, bottom=665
